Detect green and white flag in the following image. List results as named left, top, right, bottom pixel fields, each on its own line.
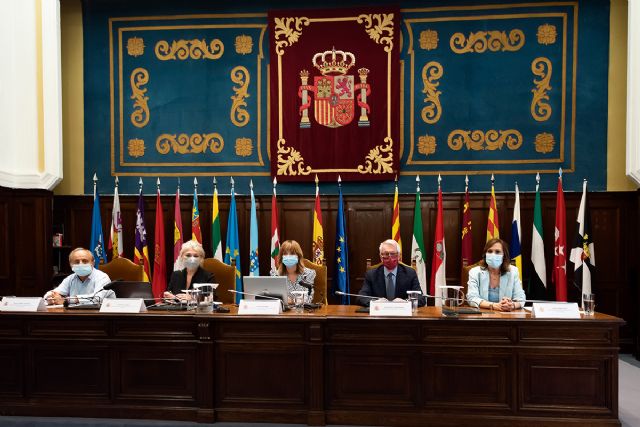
left=529, top=173, right=547, bottom=300
left=411, top=177, right=427, bottom=294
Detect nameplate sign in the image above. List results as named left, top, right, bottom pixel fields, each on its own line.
left=532, top=302, right=580, bottom=319
left=0, top=297, right=47, bottom=312
left=369, top=300, right=412, bottom=317
left=238, top=299, right=282, bottom=315
left=100, top=298, right=147, bottom=313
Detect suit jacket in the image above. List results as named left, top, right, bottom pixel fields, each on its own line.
left=167, top=267, right=215, bottom=295
left=466, top=265, right=526, bottom=308
left=357, top=264, right=425, bottom=307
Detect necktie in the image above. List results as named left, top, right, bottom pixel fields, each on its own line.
left=386, top=273, right=395, bottom=300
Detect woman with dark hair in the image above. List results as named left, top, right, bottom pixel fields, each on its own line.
left=466, top=238, right=526, bottom=311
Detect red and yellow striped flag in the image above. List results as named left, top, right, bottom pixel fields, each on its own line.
left=392, top=178, right=402, bottom=259
left=312, top=175, right=324, bottom=265
left=486, top=175, right=500, bottom=241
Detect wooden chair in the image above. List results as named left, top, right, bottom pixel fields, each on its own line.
left=302, top=258, right=328, bottom=304
left=201, top=258, right=236, bottom=304
left=461, top=261, right=482, bottom=304
left=365, top=258, right=416, bottom=271
left=99, top=257, right=145, bottom=282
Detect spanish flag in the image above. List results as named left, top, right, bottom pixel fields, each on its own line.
left=392, top=177, right=402, bottom=259
left=486, top=175, right=500, bottom=241
left=312, top=175, right=324, bottom=265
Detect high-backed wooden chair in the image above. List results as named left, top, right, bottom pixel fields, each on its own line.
left=366, top=258, right=416, bottom=271
left=201, top=258, right=236, bottom=304
left=461, top=261, right=482, bottom=304
left=302, top=258, right=327, bottom=304
left=99, top=257, right=145, bottom=282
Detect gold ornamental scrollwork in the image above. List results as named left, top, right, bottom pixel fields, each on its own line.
left=128, top=138, right=145, bottom=158
left=130, top=68, right=149, bottom=128
left=531, top=57, right=552, bottom=122
left=273, top=17, right=310, bottom=55
left=235, top=35, right=253, bottom=55
left=235, top=138, right=253, bottom=157
left=419, top=30, right=439, bottom=50
left=447, top=130, right=523, bottom=151
left=450, top=29, right=525, bottom=54
left=535, top=132, right=555, bottom=153
left=276, top=139, right=311, bottom=176
left=421, top=61, right=443, bottom=124
left=537, top=24, right=557, bottom=45
left=356, top=13, right=395, bottom=53
left=230, top=66, right=250, bottom=127
left=155, top=39, right=224, bottom=61
left=156, top=133, right=224, bottom=155
left=127, top=37, right=145, bottom=57
left=418, top=135, right=436, bottom=156
left=357, top=137, right=394, bottom=174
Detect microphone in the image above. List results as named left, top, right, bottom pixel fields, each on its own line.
left=299, top=281, right=313, bottom=294
left=335, top=291, right=381, bottom=300
left=228, top=289, right=289, bottom=311
left=102, top=279, right=123, bottom=290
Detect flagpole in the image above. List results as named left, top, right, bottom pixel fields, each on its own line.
left=139, top=177, right=143, bottom=195
left=93, top=173, right=97, bottom=200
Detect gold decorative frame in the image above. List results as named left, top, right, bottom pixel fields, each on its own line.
left=109, top=14, right=269, bottom=176
left=402, top=2, right=578, bottom=175
left=273, top=13, right=397, bottom=175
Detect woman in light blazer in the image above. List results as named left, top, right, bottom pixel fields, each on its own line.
left=467, top=238, right=526, bottom=311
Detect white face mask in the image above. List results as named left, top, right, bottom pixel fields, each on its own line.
left=485, top=253, right=503, bottom=269
left=72, top=263, right=93, bottom=277
left=184, top=255, right=200, bottom=270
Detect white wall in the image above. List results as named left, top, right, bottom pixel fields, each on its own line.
left=0, top=0, right=62, bottom=190
left=628, top=0, right=640, bottom=185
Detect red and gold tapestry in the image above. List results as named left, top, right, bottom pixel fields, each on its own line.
left=269, top=7, right=400, bottom=182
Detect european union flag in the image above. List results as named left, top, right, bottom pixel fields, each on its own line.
left=333, top=183, right=350, bottom=304
left=224, top=182, right=242, bottom=303
left=90, top=182, right=106, bottom=267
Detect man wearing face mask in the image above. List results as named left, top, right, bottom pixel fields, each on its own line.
left=44, top=247, right=114, bottom=305
left=165, top=240, right=215, bottom=301
left=466, top=238, right=526, bottom=311
left=270, top=240, right=316, bottom=304
left=357, top=239, right=425, bottom=307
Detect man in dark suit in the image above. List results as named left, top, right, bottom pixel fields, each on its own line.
left=357, top=239, right=425, bottom=307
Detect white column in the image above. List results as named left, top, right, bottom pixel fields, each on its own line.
left=0, top=0, right=63, bottom=190
left=627, top=0, right=640, bottom=185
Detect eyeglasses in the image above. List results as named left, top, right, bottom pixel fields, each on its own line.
left=380, top=252, right=398, bottom=258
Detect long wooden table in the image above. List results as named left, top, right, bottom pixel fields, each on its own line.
left=0, top=306, right=624, bottom=426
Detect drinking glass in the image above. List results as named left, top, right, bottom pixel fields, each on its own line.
left=441, top=286, right=464, bottom=317
left=406, top=291, right=421, bottom=313
left=583, top=293, right=595, bottom=316
left=291, top=291, right=305, bottom=313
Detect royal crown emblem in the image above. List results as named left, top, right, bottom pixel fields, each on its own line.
left=298, top=48, right=371, bottom=129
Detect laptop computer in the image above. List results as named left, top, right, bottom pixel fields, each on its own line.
left=242, top=276, right=289, bottom=304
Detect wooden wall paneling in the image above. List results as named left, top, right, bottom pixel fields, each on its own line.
left=0, top=188, right=52, bottom=297
left=0, top=196, right=12, bottom=295
left=344, top=199, right=389, bottom=295
left=0, top=343, right=25, bottom=397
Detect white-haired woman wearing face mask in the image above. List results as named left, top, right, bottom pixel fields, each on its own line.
left=466, top=238, right=526, bottom=312
left=270, top=239, right=316, bottom=304
left=164, top=240, right=215, bottom=301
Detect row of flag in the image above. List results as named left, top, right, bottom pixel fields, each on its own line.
left=88, top=175, right=352, bottom=304
left=398, top=171, right=595, bottom=305
left=89, top=171, right=595, bottom=305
